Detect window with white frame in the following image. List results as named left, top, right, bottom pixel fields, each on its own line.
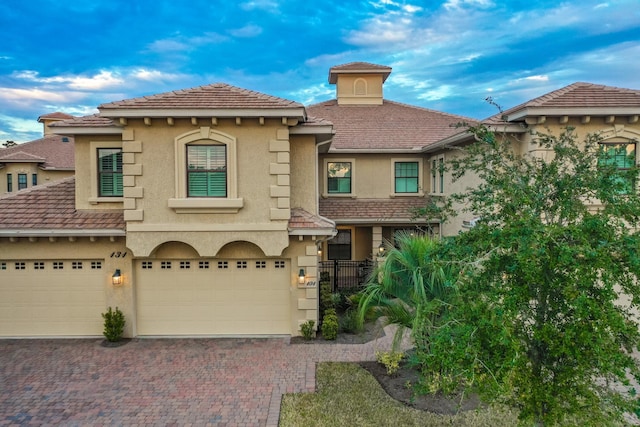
left=98, top=148, right=123, bottom=197
left=598, top=141, right=637, bottom=194
left=169, top=128, right=242, bottom=213
left=392, top=159, right=423, bottom=195
left=327, top=161, right=353, bottom=195
left=187, top=145, right=227, bottom=197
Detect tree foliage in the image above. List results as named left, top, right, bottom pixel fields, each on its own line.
left=423, top=125, right=640, bottom=425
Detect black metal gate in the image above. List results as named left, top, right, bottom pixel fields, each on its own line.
left=319, top=259, right=373, bottom=292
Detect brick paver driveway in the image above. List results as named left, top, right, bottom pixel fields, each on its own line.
left=0, top=332, right=402, bottom=426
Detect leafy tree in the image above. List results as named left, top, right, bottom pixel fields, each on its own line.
left=2, top=140, right=16, bottom=148
left=421, top=125, right=640, bottom=425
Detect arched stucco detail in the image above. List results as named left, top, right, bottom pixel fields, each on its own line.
left=173, top=127, right=238, bottom=200
left=149, top=241, right=200, bottom=258
left=354, top=78, right=367, bottom=96
left=599, top=125, right=640, bottom=142
left=126, top=231, right=289, bottom=258
left=216, top=241, right=266, bottom=258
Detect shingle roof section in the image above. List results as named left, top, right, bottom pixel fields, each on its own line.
left=307, top=100, right=475, bottom=151
left=49, top=114, right=119, bottom=128
left=0, top=135, right=74, bottom=169
left=319, top=197, right=427, bottom=222
left=0, top=177, right=124, bottom=231
left=98, top=83, right=303, bottom=110
left=288, top=208, right=335, bottom=230
left=329, top=62, right=392, bottom=83
left=485, top=82, right=640, bottom=123
left=38, top=112, right=75, bottom=121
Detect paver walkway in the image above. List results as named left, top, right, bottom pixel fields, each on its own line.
left=0, top=327, right=409, bottom=426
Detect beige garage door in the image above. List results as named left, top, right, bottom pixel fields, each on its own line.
left=0, top=260, right=106, bottom=337
left=136, top=259, right=290, bottom=336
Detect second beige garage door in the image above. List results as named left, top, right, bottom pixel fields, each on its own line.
left=135, top=259, right=291, bottom=336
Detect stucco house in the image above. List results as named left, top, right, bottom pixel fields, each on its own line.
left=0, top=112, right=75, bottom=194
left=1, top=62, right=639, bottom=338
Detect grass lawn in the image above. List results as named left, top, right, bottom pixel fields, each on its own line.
left=280, top=362, right=518, bottom=427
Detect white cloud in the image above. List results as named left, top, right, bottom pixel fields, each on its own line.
left=0, top=87, right=83, bottom=104
left=146, top=32, right=227, bottom=53
left=13, top=70, right=124, bottom=91
left=132, top=69, right=182, bottom=82
left=239, top=0, right=280, bottom=11
left=522, top=75, right=549, bottom=82
left=443, top=0, right=494, bottom=10
left=0, top=114, right=41, bottom=134
left=229, top=24, right=263, bottom=38
left=290, top=84, right=334, bottom=105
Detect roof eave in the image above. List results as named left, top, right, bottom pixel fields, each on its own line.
left=0, top=229, right=126, bottom=237
left=288, top=227, right=336, bottom=236
left=98, top=107, right=307, bottom=119
left=507, top=107, right=640, bottom=121
left=51, top=127, right=123, bottom=135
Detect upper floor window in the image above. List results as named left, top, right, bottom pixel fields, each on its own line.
left=98, top=148, right=123, bottom=197
left=6, top=174, right=12, bottom=192
left=32, top=174, right=37, bottom=186
left=187, top=145, right=227, bottom=197
left=431, top=156, right=445, bottom=194
left=598, top=142, right=636, bottom=193
left=17, top=173, right=27, bottom=190
left=328, top=162, right=352, bottom=194
left=394, top=162, right=419, bottom=193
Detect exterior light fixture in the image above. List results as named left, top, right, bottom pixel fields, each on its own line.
left=112, top=269, right=123, bottom=286
left=378, top=243, right=386, bottom=256
left=317, top=244, right=322, bottom=257
left=298, top=268, right=306, bottom=284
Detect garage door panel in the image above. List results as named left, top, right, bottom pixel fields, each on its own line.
left=0, top=260, right=106, bottom=337
left=136, top=258, right=291, bottom=335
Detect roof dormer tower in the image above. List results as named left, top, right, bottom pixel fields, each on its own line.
left=328, top=62, right=392, bottom=105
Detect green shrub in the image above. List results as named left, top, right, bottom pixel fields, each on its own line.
left=300, top=320, right=315, bottom=340
left=321, top=309, right=339, bottom=340
left=375, top=350, right=404, bottom=376
left=102, top=306, right=125, bottom=342
left=320, top=281, right=334, bottom=313
left=340, top=308, right=363, bottom=333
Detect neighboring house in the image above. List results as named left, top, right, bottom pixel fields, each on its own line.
left=0, top=112, right=75, bottom=194
left=426, top=82, right=640, bottom=236
left=308, top=63, right=474, bottom=266
left=1, top=63, right=639, bottom=338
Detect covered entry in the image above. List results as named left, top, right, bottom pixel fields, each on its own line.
left=135, top=258, right=291, bottom=335
left=0, top=259, right=106, bottom=336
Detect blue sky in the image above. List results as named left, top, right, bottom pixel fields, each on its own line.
left=1, top=0, right=639, bottom=143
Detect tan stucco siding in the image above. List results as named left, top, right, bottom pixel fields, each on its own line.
left=0, top=164, right=72, bottom=195
left=290, top=134, right=318, bottom=213
left=320, top=153, right=427, bottom=199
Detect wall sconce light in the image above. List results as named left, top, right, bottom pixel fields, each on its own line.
left=298, top=268, right=306, bottom=284
left=378, top=243, right=386, bottom=256
left=112, top=269, right=123, bottom=286
left=317, top=244, right=323, bottom=257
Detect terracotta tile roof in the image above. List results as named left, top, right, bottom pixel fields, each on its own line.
left=49, top=114, right=119, bottom=129
left=329, top=62, right=392, bottom=83
left=319, top=197, right=428, bottom=222
left=98, top=83, right=303, bottom=111
left=37, top=112, right=75, bottom=121
left=0, top=177, right=125, bottom=232
left=486, top=82, right=640, bottom=123
left=0, top=135, right=74, bottom=170
left=307, top=100, right=475, bottom=151
left=288, top=208, right=335, bottom=234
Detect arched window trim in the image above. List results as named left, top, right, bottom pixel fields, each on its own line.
left=168, top=127, right=243, bottom=213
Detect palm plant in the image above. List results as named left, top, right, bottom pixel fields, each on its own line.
left=357, top=232, right=458, bottom=350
